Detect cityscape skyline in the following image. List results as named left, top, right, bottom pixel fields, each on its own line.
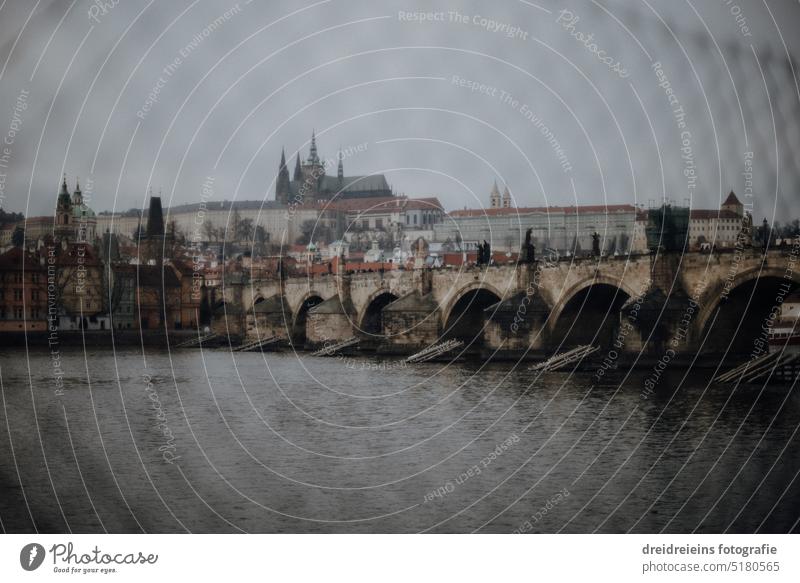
left=2, top=1, right=800, bottom=219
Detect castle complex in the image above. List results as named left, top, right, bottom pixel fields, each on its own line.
left=275, top=132, right=393, bottom=204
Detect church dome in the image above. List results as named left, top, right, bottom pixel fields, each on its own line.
left=72, top=205, right=96, bottom=219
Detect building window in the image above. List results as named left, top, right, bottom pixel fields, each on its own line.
left=413, top=215, right=418, bottom=225
left=14, top=307, right=23, bottom=319
left=375, top=219, right=383, bottom=229
left=14, top=289, right=22, bottom=301
left=361, top=219, right=369, bottom=230
left=32, top=290, right=40, bottom=301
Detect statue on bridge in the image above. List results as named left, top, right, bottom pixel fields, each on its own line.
left=522, top=228, right=535, bottom=264
left=592, top=232, right=601, bottom=257
left=476, top=240, right=492, bottom=266
left=761, top=218, right=771, bottom=253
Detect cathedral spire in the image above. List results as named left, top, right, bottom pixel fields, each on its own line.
left=337, top=148, right=343, bottom=182
left=490, top=180, right=501, bottom=209
left=294, top=152, right=302, bottom=181
left=308, top=130, right=319, bottom=164
left=276, top=148, right=291, bottom=204
left=60, top=173, right=69, bottom=196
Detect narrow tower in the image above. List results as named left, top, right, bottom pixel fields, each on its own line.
left=489, top=181, right=501, bottom=209
left=502, top=186, right=512, bottom=208
left=276, top=148, right=291, bottom=204
left=72, top=178, right=83, bottom=207
left=294, top=153, right=302, bottom=181
left=55, top=174, right=73, bottom=239
left=307, top=130, right=320, bottom=165
left=301, top=131, right=325, bottom=204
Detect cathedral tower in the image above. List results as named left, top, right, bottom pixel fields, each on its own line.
left=502, top=186, right=512, bottom=208
left=293, top=153, right=302, bottom=181
left=275, top=148, right=291, bottom=204
left=489, top=181, right=501, bottom=209
left=300, top=131, right=325, bottom=204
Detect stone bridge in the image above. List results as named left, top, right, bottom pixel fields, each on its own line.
left=217, top=246, right=800, bottom=357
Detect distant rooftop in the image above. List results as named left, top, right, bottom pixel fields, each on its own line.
left=449, top=204, right=638, bottom=218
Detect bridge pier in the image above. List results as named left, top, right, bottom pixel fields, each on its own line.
left=381, top=292, right=441, bottom=353
left=485, top=291, right=550, bottom=354
left=247, top=295, right=291, bottom=340
left=306, top=295, right=357, bottom=349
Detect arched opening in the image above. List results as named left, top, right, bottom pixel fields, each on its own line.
left=291, top=295, right=324, bottom=345
left=551, top=284, right=630, bottom=349
left=699, top=276, right=798, bottom=358
left=359, top=292, right=399, bottom=337
left=250, top=296, right=265, bottom=318
left=444, top=288, right=502, bottom=346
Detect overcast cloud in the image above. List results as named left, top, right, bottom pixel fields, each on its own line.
left=1, top=0, right=798, bottom=222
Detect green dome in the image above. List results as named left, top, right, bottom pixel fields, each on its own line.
left=72, top=204, right=96, bottom=219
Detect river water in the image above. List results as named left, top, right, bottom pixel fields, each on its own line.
left=0, top=347, right=798, bottom=533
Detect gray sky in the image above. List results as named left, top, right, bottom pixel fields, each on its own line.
left=1, top=0, right=798, bottom=222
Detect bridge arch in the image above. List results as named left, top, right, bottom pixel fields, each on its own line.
left=441, top=282, right=504, bottom=345
left=547, top=277, right=635, bottom=349
left=693, top=265, right=800, bottom=354
left=357, top=290, right=400, bottom=337
left=547, top=276, right=639, bottom=332
left=290, top=291, right=325, bottom=345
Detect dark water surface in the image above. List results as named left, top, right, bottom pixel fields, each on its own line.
left=1, top=347, right=798, bottom=533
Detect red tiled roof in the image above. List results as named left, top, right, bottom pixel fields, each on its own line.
left=56, top=243, right=101, bottom=266
left=353, top=206, right=402, bottom=216
left=723, top=191, right=742, bottom=206
left=0, top=247, right=45, bottom=270
left=403, top=197, right=444, bottom=211
left=325, top=196, right=399, bottom=212
left=448, top=204, right=637, bottom=218
left=689, top=210, right=741, bottom=220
